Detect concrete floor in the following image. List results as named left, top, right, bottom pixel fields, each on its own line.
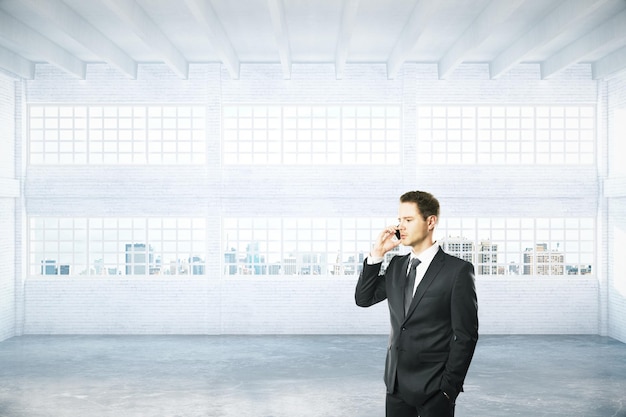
left=0, top=335, right=624, bottom=417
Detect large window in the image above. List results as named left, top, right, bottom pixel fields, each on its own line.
left=28, top=216, right=594, bottom=277
left=29, top=217, right=207, bottom=276
left=436, top=217, right=595, bottom=276
left=222, top=105, right=401, bottom=164
left=223, top=217, right=407, bottom=275
left=223, top=217, right=595, bottom=276
left=416, top=105, right=595, bottom=164
left=28, top=105, right=206, bottom=164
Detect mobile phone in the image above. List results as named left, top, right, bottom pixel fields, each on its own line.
left=395, top=229, right=401, bottom=240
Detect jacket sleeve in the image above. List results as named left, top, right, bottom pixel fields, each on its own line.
left=355, top=259, right=388, bottom=307
left=441, top=261, right=479, bottom=400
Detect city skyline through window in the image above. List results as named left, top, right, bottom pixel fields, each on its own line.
left=29, top=217, right=206, bottom=276
left=222, top=216, right=594, bottom=277
left=28, top=216, right=594, bottom=277
left=26, top=102, right=597, bottom=278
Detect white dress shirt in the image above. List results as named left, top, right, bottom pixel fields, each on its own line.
left=367, top=241, right=440, bottom=296
left=407, top=242, right=439, bottom=296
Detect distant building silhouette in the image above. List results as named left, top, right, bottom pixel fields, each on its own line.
left=224, top=248, right=237, bottom=275
left=189, top=256, right=205, bottom=275
left=524, top=244, right=564, bottom=275
left=478, top=241, right=498, bottom=275
left=41, top=259, right=57, bottom=275
left=125, top=243, right=155, bottom=275
left=440, top=236, right=475, bottom=264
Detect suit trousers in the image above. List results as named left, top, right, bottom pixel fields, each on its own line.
left=386, top=390, right=455, bottom=417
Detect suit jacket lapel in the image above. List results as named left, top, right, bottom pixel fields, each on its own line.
left=404, top=248, right=445, bottom=320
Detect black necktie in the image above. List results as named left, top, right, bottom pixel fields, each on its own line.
left=404, top=258, right=421, bottom=315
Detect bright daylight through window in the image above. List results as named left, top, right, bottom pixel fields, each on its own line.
left=222, top=105, right=401, bottom=165
left=29, top=218, right=206, bottom=276
left=28, top=105, right=206, bottom=164
left=222, top=217, right=594, bottom=276
left=416, top=105, right=595, bottom=164
left=26, top=103, right=596, bottom=277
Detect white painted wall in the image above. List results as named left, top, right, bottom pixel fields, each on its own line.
left=23, top=275, right=599, bottom=335
left=606, top=73, right=626, bottom=343
left=19, top=63, right=606, bottom=336
left=0, top=73, right=17, bottom=342
left=608, top=200, right=626, bottom=342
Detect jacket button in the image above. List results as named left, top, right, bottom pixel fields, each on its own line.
left=401, top=327, right=406, bottom=331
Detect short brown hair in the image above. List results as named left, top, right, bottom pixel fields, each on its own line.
left=400, top=191, right=440, bottom=220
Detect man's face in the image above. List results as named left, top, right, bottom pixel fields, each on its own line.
left=397, top=201, right=434, bottom=250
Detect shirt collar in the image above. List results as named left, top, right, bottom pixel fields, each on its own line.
left=410, top=241, right=439, bottom=265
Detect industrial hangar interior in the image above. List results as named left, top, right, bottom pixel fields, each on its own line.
left=1, top=0, right=626, bottom=416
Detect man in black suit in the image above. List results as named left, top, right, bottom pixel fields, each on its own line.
left=355, top=191, right=478, bottom=417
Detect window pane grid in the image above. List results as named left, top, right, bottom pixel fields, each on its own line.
left=29, top=217, right=207, bottom=276
left=28, top=105, right=206, bottom=165
left=223, top=105, right=401, bottom=165
left=417, top=105, right=595, bottom=164
left=223, top=217, right=594, bottom=276
left=223, top=217, right=406, bottom=275
left=436, top=217, right=594, bottom=275
left=29, top=215, right=594, bottom=277
left=29, top=106, right=89, bottom=164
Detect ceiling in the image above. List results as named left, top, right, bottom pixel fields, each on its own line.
left=1, top=0, right=626, bottom=81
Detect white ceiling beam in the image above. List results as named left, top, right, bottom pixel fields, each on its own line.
left=0, top=9, right=85, bottom=79
left=335, top=0, right=360, bottom=80
left=592, top=45, right=626, bottom=79
left=386, top=0, right=439, bottom=79
left=0, top=44, right=35, bottom=79
left=104, top=0, right=188, bottom=79
left=267, top=0, right=292, bottom=80
left=184, top=0, right=240, bottom=80
left=490, top=0, right=613, bottom=79
left=541, top=9, right=626, bottom=79
left=17, top=0, right=137, bottom=79
left=438, top=0, right=525, bottom=79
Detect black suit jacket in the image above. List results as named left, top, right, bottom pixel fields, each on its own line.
left=355, top=247, right=478, bottom=405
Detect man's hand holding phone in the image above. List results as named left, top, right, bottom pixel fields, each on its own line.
left=371, top=225, right=402, bottom=259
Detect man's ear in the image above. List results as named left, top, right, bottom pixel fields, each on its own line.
left=428, top=215, right=437, bottom=231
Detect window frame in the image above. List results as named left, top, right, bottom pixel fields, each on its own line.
left=28, top=104, right=207, bottom=165
left=416, top=104, right=596, bottom=165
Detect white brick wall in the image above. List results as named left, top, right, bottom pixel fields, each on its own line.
left=23, top=275, right=600, bottom=335
left=0, top=74, right=16, bottom=342
left=606, top=72, right=626, bottom=343
left=608, top=199, right=626, bottom=342
left=476, top=277, right=599, bottom=334
left=23, top=278, right=221, bottom=334
left=23, top=277, right=386, bottom=335
left=19, top=63, right=607, bottom=335
left=0, top=199, right=16, bottom=342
